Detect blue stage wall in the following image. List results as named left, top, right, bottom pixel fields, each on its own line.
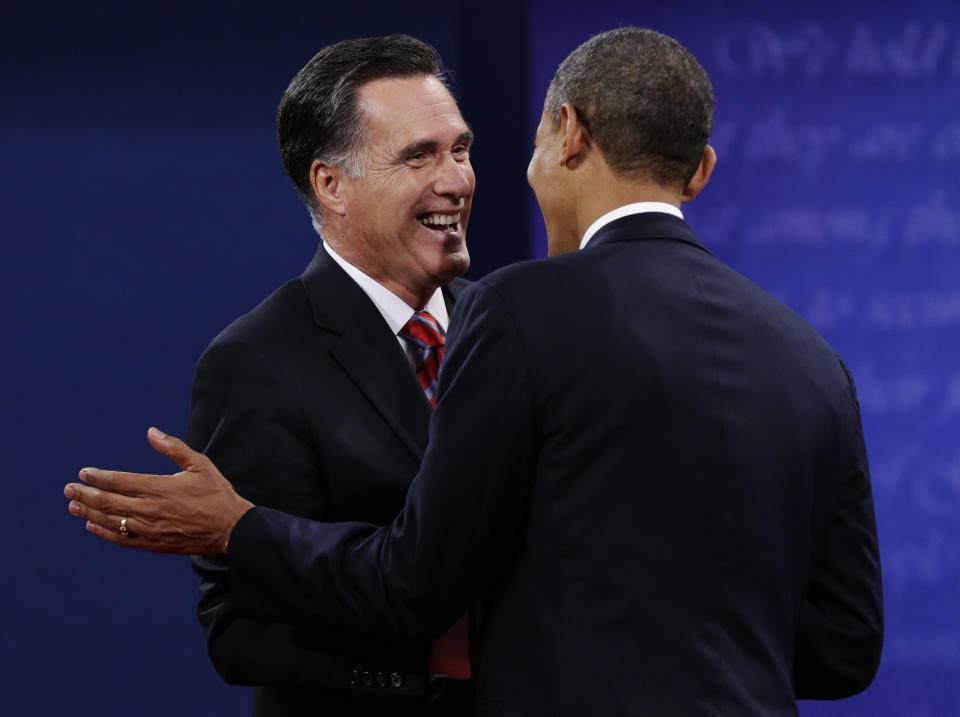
left=3, top=0, right=957, bottom=714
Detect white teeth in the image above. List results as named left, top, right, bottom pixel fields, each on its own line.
left=418, top=212, right=461, bottom=228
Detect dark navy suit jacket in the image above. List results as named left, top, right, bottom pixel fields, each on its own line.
left=225, top=214, right=883, bottom=716
left=187, top=244, right=469, bottom=716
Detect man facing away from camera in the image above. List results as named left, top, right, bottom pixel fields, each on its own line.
left=68, top=27, right=883, bottom=716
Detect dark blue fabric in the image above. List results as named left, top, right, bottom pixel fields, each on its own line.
left=230, top=214, right=882, bottom=715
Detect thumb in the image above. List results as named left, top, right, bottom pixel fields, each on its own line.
left=147, top=427, right=207, bottom=472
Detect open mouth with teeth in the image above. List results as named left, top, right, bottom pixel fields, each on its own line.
left=418, top=212, right=462, bottom=234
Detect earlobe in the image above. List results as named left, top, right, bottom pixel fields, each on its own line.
left=681, top=144, right=717, bottom=203
left=310, top=160, right=347, bottom=216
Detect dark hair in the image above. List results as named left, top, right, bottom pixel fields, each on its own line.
left=544, top=27, right=714, bottom=188
left=277, top=35, right=447, bottom=228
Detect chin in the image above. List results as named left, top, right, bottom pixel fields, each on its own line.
left=437, top=250, right=470, bottom=282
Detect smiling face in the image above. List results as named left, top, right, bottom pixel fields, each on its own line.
left=332, top=75, right=475, bottom=307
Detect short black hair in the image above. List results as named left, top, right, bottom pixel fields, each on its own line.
left=545, top=27, right=714, bottom=188
left=277, top=35, right=447, bottom=228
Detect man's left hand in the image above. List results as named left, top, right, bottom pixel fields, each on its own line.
left=65, top=427, right=254, bottom=555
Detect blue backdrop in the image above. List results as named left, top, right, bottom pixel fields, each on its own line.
left=3, top=1, right=957, bottom=714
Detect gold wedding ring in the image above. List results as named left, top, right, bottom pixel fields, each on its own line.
left=119, top=517, right=129, bottom=537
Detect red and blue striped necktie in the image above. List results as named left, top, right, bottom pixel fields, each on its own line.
left=400, top=311, right=445, bottom=408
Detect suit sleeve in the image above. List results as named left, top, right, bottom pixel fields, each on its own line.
left=187, top=339, right=426, bottom=691
left=228, top=282, right=540, bottom=641
left=793, top=358, right=884, bottom=698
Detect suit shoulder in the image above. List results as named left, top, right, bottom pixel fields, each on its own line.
left=204, top=276, right=310, bottom=353
left=474, top=254, right=577, bottom=299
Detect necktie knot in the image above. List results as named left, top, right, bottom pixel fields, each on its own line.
left=400, top=311, right=444, bottom=407
left=400, top=311, right=444, bottom=351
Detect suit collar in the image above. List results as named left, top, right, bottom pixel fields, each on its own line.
left=297, top=244, right=469, bottom=463
left=300, top=244, right=369, bottom=334
left=580, top=202, right=684, bottom=248
left=300, top=244, right=468, bottom=333
left=585, top=212, right=710, bottom=255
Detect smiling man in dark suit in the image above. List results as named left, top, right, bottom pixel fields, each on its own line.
left=175, top=35, right=475, bottom=717
left=69, top=27, right=883, bottom=715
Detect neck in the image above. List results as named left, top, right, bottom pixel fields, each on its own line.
left=375, top=278, right=435, bottom=310
left=324, top=234, right=436, bottom=309
left=574, top=182, right=680, bottom=244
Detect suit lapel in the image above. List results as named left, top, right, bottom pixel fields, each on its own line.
left=330, top=312, right=432, bottom=461
left=300, top=245, right=432, bottom=462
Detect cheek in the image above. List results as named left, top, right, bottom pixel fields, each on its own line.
left=527, top=156, right=544, bottom=196
left=528, top=160, right=551, bottom=206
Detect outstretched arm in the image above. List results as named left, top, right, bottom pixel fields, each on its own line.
left=66, top=282, right=539, bottom=642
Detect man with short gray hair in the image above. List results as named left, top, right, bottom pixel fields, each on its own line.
left=185, top=34, right=475, bottom=717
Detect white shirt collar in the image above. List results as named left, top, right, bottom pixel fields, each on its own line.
left=322, top=241, right=449, bottom=335
left=579, top=202, right=684, bottom=249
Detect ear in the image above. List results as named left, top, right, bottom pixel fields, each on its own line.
left=558, top=103, right=590, bottom=170
left=310, top=160, right=347, bottom=217
left=681, top=144, right=717, bottom=203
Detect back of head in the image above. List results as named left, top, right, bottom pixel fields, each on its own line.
left=277, top=35, right=447, bottom=228
left=545, top=27, right=714, bottom=189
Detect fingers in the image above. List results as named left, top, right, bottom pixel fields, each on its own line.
left=84, top=519, right=129, bottom=547
left=83, top=518, right=166, bottom=554
left=75, top=467, right=164, bottom=497
left=68, top=494, right=126, bottom=533
left=147, top=427, right=209, bottom=473
left=65, top=480, right=140, bottom=518
left=67, top=494, right=160, bottom=551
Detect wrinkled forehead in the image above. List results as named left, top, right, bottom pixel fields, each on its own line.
left=358, top=75, right=469, bottom=145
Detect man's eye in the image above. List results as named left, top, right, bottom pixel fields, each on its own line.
left=453, top=145, right=469, bottom=157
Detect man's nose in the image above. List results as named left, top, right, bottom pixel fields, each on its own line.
left=434, top=155, right=474, bottom=199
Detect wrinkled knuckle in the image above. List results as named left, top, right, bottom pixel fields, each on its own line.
left=141, top=517, right=163, bottom=539
left=142, top=501, right=163, bottom=522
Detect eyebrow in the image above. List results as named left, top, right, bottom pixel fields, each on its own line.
left=397, top=130, right=475, bottom=161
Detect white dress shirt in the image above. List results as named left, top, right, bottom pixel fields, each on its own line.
left=323, top=241, right=449, bottom=366
left=580, top=202, right=684, bottom=249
